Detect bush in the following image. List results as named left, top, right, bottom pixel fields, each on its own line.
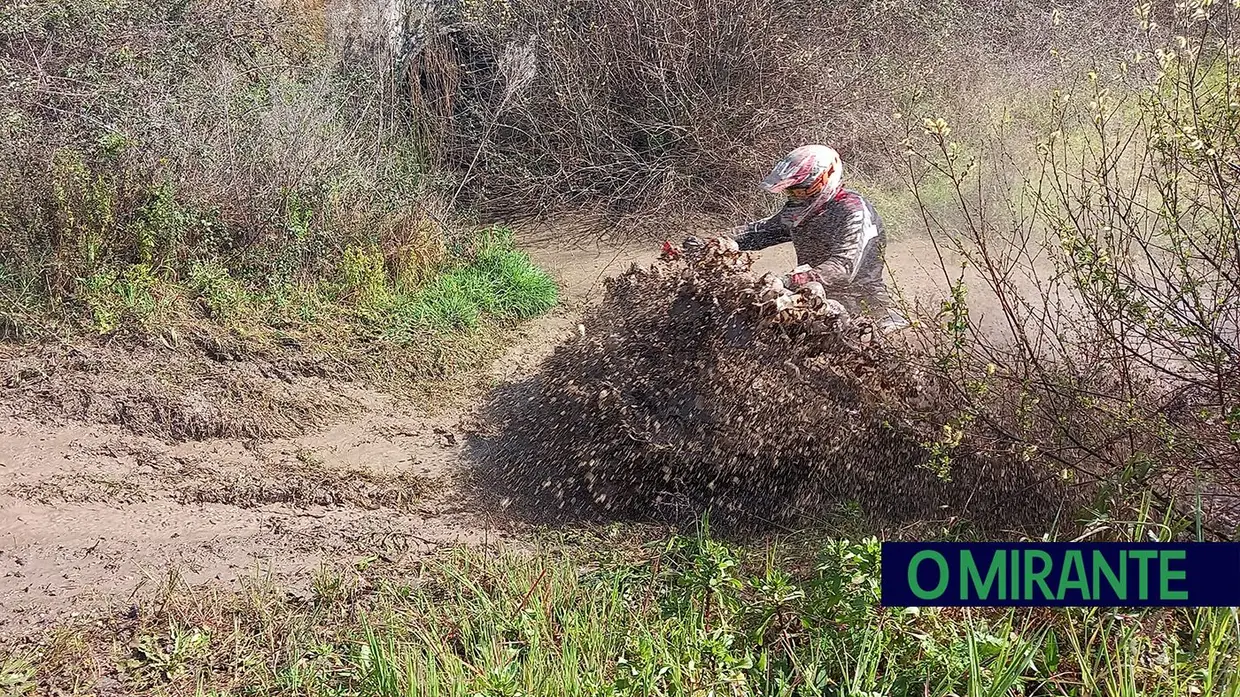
left=900, top=0, right=1240, bottom=537
left=398, top=0, right=1140, bottom=221
left=0, top=0, right=443, bottom=307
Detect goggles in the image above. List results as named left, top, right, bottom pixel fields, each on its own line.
left=784, top=182, right=823, bottom=201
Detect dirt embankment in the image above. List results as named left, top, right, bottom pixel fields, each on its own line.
left=0, top=219, right=984, bottom=636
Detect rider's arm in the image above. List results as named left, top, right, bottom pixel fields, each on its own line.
left=731, top=212, right=792, bottom=251
left=802, top=259, right=852, bottom=286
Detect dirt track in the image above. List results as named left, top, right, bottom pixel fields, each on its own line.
left=0, top=222, right=985, bottom=636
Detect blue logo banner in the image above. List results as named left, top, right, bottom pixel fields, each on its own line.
left=880, top=542, right=1240, bottom=607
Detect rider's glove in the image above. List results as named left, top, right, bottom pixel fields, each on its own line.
left=782, top=265, right=818, bottom=290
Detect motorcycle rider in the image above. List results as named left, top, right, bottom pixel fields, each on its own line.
left=726, top=144, right=908, bottom=333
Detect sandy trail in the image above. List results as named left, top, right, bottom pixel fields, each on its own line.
left=0, top=222, right=977, bottom=636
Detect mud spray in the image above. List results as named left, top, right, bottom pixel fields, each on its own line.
left=469, top=238, right=1075, bottom=537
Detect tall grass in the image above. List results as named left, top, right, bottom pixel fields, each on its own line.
left=0, top=0, right=462, bottom=336
left=6, top=525, right=1238, bottom=696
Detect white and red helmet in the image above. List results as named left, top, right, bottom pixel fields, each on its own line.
left=761, top=145, right=844, bottom=204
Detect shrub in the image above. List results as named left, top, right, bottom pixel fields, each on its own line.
left=0, top=0, right=444, bottom=309
left=186, top=261, right=255, bottom=323
left=79, top=263, right=176, bottom=332
left=339, top=244, right=391, bottom=305
left=900, top=0, right=1240, bottom=537
left=398, top=0, right=1140, bottom=222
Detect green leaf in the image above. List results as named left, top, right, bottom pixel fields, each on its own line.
left=1044, top=630, right=1059, bottom=673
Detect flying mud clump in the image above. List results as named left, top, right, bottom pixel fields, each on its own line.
left=471, top=238, right=1074, bottom=535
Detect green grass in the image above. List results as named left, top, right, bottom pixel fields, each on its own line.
left=1, top=224, right=557, bottom=341
left=8, top=524, right=1237, bottom=696
left=0, top=224, right=559, bottom=396
left=379, top=229, right=560, bottom=336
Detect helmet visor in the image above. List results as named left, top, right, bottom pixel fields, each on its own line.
left=761, top=172, right=799, bottom=194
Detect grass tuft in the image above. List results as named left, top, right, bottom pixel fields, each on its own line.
left=380, top=227, right=559, bottom=336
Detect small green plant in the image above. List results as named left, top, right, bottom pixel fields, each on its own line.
left=49, top=149, right=114, bottom=279
left=97, top=129, right=133, bottom=160
left=310, top=566, right=354, bottom=607
left=187, top=260, right=252, bottom=323
left=920, top=413, right=975, bottom=481
left=338, top=244, right=389, bottom=305
left=125, top=623, right=210, bottom=686
left=79, top=263, right=172, bottom=332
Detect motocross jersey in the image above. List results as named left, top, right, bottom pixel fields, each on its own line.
left=732, top=188, right=897, bottom=319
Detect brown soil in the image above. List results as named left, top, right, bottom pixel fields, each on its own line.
left=0, top=216, right=992, bottom=636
